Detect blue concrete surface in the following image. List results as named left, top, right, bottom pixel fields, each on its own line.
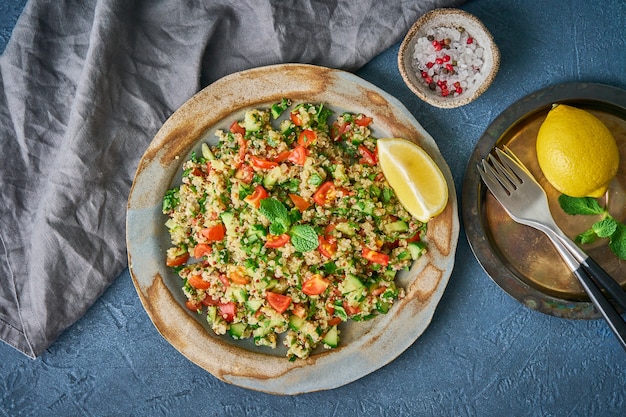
left=1, top=0, right=625, bottom=416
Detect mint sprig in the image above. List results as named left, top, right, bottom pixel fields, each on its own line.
left=259, top=197, right=318, bottom=252
left=289, top=225, right=319, bottom=252
left=557, top=194, right=626, bottom=259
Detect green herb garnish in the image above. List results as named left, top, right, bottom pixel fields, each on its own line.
left=558, top=194, right=626, bottom=259
left=289, top=225, right=319, bottom=252
left=259, top=198, right=318, bottom=252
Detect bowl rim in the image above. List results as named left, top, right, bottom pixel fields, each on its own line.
left=398, top=8, right=500, bottom=109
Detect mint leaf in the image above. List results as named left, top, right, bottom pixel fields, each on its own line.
left=289, top=225, right=318, bottom=252
left=609, top=223, right=626, bottom=260
left=269, top=221, right=288, bottom=236
left=592, top=217, right=618, bottom=238
left=260, top=198, right=291, bottom=226
left=576, top=229, right=598, bottom=245
left=558, top=195, right=606, bottom=216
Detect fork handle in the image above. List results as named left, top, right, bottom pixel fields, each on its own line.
left=581, top=257, right=626, bottom=312
left=572, top=265, right=626, bottom=352
left=555, top=231, right=626, bottom=312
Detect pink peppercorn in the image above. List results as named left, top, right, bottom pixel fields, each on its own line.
left=435, top=58, right=443, bottom=65
left=426, top=61, right=434, bottom=69
left=432, top=40, right=442, bottom=51
left=443, top=55, right=451, bottom=62
left=467, top=37, right=474, bottom=44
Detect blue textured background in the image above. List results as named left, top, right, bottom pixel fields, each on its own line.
left=1, top=0, right=625, bottom=416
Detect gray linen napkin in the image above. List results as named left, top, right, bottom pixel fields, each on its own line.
left=0, top=0, right=465, bottom=358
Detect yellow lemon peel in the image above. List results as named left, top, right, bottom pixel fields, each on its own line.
left=536, top=104, right=619, bottom=198
left=377, top=138, right=448, bottom=223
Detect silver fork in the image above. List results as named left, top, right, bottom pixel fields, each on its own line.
left=478, top=147, right=626, bottom=351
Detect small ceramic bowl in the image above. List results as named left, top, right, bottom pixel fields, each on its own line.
left=398, top=8, right=500, bottom=109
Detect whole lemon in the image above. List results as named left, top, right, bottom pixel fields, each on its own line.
left=536, top=104, right=619, bottom=198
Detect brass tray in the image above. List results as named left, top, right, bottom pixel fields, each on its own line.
left=463, top=82, right=626, bottom=319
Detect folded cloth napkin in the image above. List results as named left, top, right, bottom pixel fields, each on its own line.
left=0, top=0, right=465, bottom=358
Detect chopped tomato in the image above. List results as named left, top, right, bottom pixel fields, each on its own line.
left=218, top=302, right=236, bottom=322
left=297, top=129, right=317, bottom=147
left=370, top=286, right=387, bottom=296
left=292, top=303, right=307, bottom=319
left=302, top=274, right=330, bottom=296
left=274, top=150, right=291, bottom=163
left=343, top=301, right=361, bottom=316
left=166, top=252, right=189, bottom=267
left=244, top=185, right=268, bottom=208
left=236, top=135, right=248, bottom=167
left=358, top=144, right=377, bottom=166
left=235, top=164, right=254, bottom=183
left=229, top=268, right=250, bottom=285
left=191, top=167, right=205, bottom=178
left=362, top=247, right=389, bottom=267
left=266, top=292, right=291, bottom=313
left=326, top=303, right=335, bottom=315
left=331, top=121, right=349, bottom=141
left=407, top=232, right=421, bottom=243
left=355, top=115, right=373, bottom=127
left=287, top=145, right=307, bottom=165
left=201, top=295, right=220, bottom=306
left=201, top=224, right=225, bottom=242
left=230, top=120, right=246, bottom=135
left=250, top=155, right=278, bottom=169
left=265, top=233, right=290, bottom=248
left=193, top=243, right=212, bottom=259
left=185, top=299, right=201, bottom=311
left=290, top=111, right=303, bottom=126
left=217, top=273, right=230, bottom=288
left=313, top=181, right=337, bottom=206
left=289, top=193, right=310, bottom=212
left=318, top=235, right=337, bottom=258
left=187, top=274, right=210, bottom=290
left=328, top=317, right=342, bottom=326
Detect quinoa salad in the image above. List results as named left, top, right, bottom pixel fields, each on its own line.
left=162, top=99, right=428, bottom=360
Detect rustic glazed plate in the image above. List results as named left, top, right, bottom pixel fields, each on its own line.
left=463, top=82, right=626, bottom=319
left=126, top=64, right=459, bottom=394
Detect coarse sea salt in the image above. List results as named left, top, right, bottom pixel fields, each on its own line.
left=411, top=26, right=484, bottom=98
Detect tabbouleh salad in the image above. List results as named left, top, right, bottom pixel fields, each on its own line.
left=162, top=99, right=427, bottom=360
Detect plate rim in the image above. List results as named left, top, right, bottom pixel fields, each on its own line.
left=126, top=63, right=460, bottom=394
left=462, top=81, right=626, bottom=319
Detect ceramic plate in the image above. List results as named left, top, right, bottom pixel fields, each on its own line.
left=463, top=82, right=626, bottom=319
left=126, top=64, right=459, bottom=394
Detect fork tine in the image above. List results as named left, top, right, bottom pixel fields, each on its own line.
left=478, top=160, right=500, bottom=192
left=495, top=147, right=540, bottom=189
left=479, top=158, right=513, bottom=196
left=487, top=153, right=520, bottom=190
left=500, top=146, right=533, bottom=177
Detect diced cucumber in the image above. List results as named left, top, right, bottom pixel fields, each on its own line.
left=243, top=110, right=262, bottom=132
left=322, top=325, right=339, bottom=348
left=384, top=220, right=408, bottom=233
left=229, top=322, right=248, bottom=338
left=263, top=166, right=283, bottom=189
left=376, top=299, right=390, bottom=314
left=221, top=211, right=235, bottom=232
left=335, top=222, right=356, bottom=236
left=246, top=298, right=263, bottom=313
left=352, top=200, right=376, bottom=215
left=201, top=142, right=215, bottom=160
left=206, top=305, right=217, bottom=324
left=288, top=315, right=306, bottom=331
left=408, top=241, right=427, bottom=260
left=341, top=274, right=365, bottom=294
left=397, top=250, right=411, bottom=261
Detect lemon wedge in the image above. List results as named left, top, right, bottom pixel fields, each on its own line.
left=536, top=104, right=619, bottom=198
left=377, top=138, right=448, bottom=222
